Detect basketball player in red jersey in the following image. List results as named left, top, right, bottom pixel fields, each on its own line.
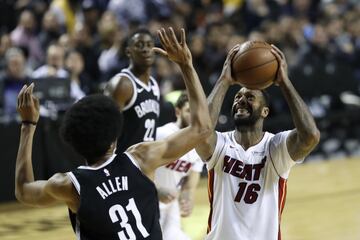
left=195, top=44, right=320, bottom=240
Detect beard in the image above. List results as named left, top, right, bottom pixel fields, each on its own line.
left=232, top=105, right=262, bottom=128
left=179, top=115, right=190, bottom=129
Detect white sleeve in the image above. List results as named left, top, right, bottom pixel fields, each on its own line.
left=156, top=126, right=168, bottom=140
left=268, top=130, right=303, bottom=179
left=189, top=150, right=204, bottom=172
left=206, top=131, right=228, bottom=170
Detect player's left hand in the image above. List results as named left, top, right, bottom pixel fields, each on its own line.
left=179, top=191, right=193, bottom=217
left=271, top=44, right=289, bottom=86
left=153, top=27, right=192, bottom=66
left=158, top=187, right=177, bottom=204
left=17, top=83, right=40, bottom=124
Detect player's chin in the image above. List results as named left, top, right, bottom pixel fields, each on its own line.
left=233, top=115, right=255, bottom=127
left=144, top=57, right=155, bottom=65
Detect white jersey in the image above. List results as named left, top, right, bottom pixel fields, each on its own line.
left=155, top=122, right=204, bottom=191
left=206, top=130, right=303, bottom=240
left=155, top=122, right=204, bottom=240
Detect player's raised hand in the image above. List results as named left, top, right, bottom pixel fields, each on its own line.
left=219, top=44, right=240, bottom=85
left=271, top=44, right=289, bottom=86
left=17, top=83, right=40, bottom=124
left=153, top=27, right=192, bottom=66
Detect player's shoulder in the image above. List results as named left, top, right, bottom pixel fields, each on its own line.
left=46, top=172, right=74, bottom=193
left=267, top=130, right=292, bottom=144
left=217, top=130, right=235, bottom=142
left=105, top=71, right=133, bottom=95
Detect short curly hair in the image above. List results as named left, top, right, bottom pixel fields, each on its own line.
left=60, top=95, right=123, bottom=164
left=175, top=91, right=189, bottom=109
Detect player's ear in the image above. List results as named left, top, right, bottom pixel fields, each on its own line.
left=125, top=46, right=131, bottom=58
left=175, top=107, right=181, bottom=118
left=261, top=106, right=269, bottom=118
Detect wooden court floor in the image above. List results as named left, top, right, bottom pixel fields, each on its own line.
left=1, top=157, right=359, bottom=240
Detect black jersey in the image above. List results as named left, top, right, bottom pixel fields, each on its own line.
left=113, top=69, right=160, bottom=154
left=67, top=153, right=162, bottom=240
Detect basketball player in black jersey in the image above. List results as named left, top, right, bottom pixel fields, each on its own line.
left=104, top=29, right=160, bottom=154
left=15, top=28, right=211, bottom=239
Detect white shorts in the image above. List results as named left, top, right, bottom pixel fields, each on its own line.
left=159, top=200, right=191, bottom=240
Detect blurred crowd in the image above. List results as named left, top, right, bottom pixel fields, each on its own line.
left=0, top=0, right=360, bottom=157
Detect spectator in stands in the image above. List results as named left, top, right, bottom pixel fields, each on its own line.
left=50, top=0, right=81, bottom=34
left=64, top=50, right=89, bottom=101
left=10, top=9, right=43, bottom=68
left=72, top=23, right=100, bottom=89
left=32, top=43, right=68, bottom=79
left=38, top=11, right=63, bottom=51
left=97, top=11, right=127, bottom=82
left=0, top=48, right=29, bottom=119
left=0, top=33, right=12, bottom=70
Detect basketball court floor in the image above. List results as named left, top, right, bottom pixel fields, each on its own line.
left=1, top=157, right=359, bottom=240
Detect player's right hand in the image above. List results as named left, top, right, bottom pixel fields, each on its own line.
left=219, top=44, right=240, bottom=86
left=17, top=83, right=40, bottom=124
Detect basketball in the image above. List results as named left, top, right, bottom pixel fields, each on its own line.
left=231, top=41, right=278, bottom=90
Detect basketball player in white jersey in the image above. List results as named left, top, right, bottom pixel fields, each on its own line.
left=195, top=45, right=320, bottom=240
left=155, top=92, right=204, bottom=240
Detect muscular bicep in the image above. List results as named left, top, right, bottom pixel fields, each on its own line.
left=129, top=127, right=208, bottom=175
left=286, top=129, right=316, bottom=161
left=105, top=76, right=134, bottom=110
left=17, top=173, right=78, bottom=209
left=195, top=132, right=217, bottom=162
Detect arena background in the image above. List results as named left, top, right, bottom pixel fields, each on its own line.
left=0, top=0, right=359, bottom=239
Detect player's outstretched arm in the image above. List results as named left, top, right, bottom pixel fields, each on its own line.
left=15, top=84, right=77, bottom=209
left=271, top=45, right=320, bottom=160
left=128, top=28, right=211, bottom=175
left=195, top=45, right=240, bottom=162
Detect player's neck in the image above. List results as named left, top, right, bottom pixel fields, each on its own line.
left=129, top=65, right=151, bottom=84
left=234, top=126, right=264, bottom=150
left=87, top=145, right=115, bottom=167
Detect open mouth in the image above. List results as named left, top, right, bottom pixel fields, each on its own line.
left=233, top=104, right=252, bottom=118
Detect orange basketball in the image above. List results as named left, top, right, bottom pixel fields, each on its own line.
left=231, top=41, right=278, bottom=90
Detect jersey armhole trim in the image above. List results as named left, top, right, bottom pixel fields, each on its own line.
left=67, top=172, right=80, bottom=194
left=121, top=73, right=138, bottom=111
left=150, top=76, right=160, bottom=100
left=269, top=141, right=281, bottom=178
left=124, top=152, right=141, bottom=170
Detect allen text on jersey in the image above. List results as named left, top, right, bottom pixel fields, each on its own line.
left=96, top=176, right=129, bottom=200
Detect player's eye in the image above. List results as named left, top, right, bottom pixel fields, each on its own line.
left=136, top=42, right=144, bottom=48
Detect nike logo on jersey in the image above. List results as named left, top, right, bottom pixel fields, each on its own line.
left=137, top=88, right=144, bottom=93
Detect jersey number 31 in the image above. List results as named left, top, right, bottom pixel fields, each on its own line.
left=109, top=198, right=150, bottom=239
